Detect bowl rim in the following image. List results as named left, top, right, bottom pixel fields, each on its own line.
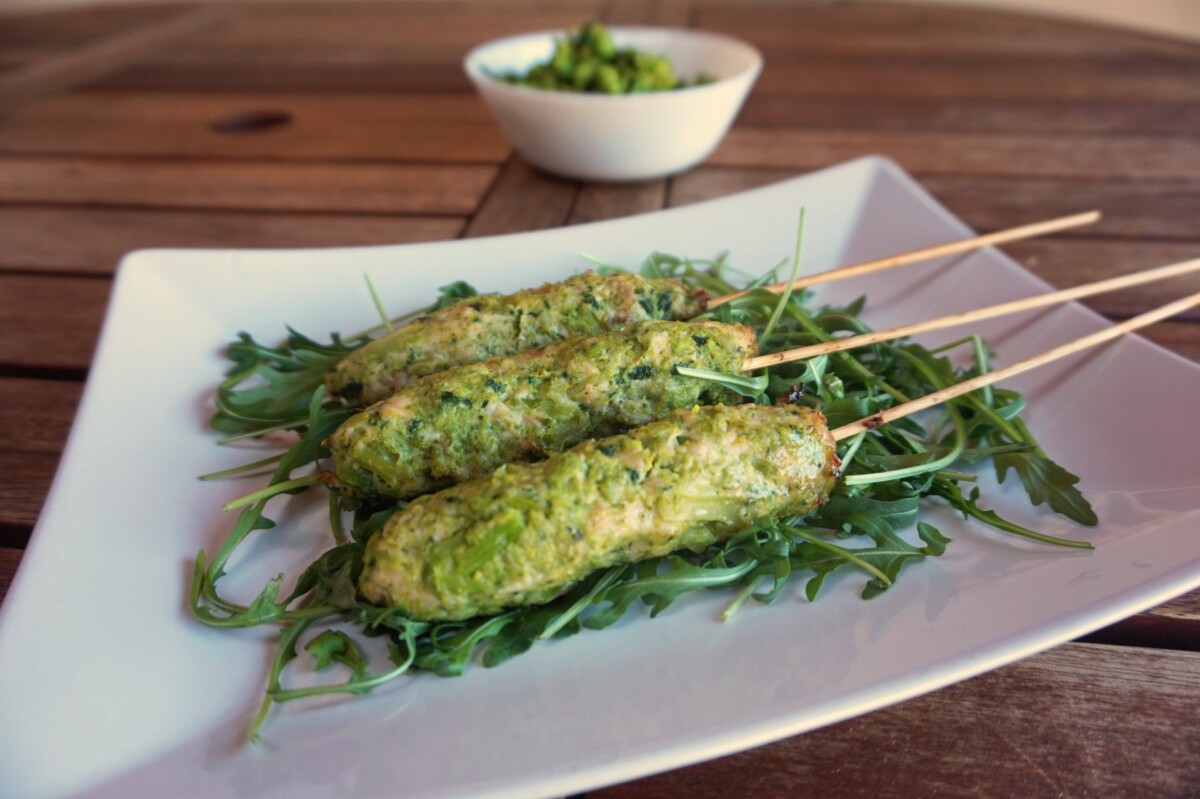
left=462, top=25, right=764, bottom=104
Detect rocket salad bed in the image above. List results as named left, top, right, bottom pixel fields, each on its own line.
left=192, top=251, right=1095, bottom=740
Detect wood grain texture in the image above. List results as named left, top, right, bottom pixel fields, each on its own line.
left=737, top=93, right=1200, bottom=137
left=695, top=1, right=1200, bottom=59
left=0, top=92, right=509, bottom=162
left=917, top=175, right=1200, bottom=242
left=463, top=158, right=576, bottom=237
left=0, top=7, right=238, bottom=115
left=594, top=643, right=1200, bottom=798
left=749, top=55, right=1200, bottom=104
left=0, top=548, right=20, bottom=604
left=674, top=169, right=1200, bottom=242
left=145, top=0, right=601, bottom=59
left=0, top=207, right=464, bottom=273
left=671, top=166, right=796, bottom=208
left=709, top=129, right=1200, bottom=180
left=0, top=157, right=497, bottom=214
left=604, top=0, right=691, bottom=26
left=0, top=4, right=202, bottom=50
left=0, top=275, right=109, bottom=370
left=567, top=180, right=667, bottom=225
left=1137, top=321, right=1200, bottom=363
left=89, top=1, right=604, bottom=92
left=1152, top=590, right=1200, bottom=621
left=91, top=59, right=472, bottom=94
left=0, top=378, right=83, bottom=530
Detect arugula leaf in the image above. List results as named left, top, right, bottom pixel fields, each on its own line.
left=212, top=280, right=481, bottom=438
left=993, top=451, right=1098, bottom=526
left=289, top=543, right=362, bottom=608
left=432, top=281, right=480, bottom=310
left=792, top=516, right=947, bottom=601
left=190, top=568, right=286, bottom=628
left=808, top=494, right=921, bottom=536
left=675, top=366, right=769, bottom=399
left=586, top=557, right=758, bottom=629
left=306, top=630, right=369, bottom=677
left=481, top=604, right=565, bottom=667
left=212, top=330, right=355, bottom=436
left=415, top=614, right=519, bottom=677
left=932, top=480, right=1093, bottom=549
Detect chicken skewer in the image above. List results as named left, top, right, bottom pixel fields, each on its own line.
left=327, top=320, right=756, bottom=500
left=327, top=257, right=1197, bottom=502
left=359, top=289, right=1200, bottom=622
left=329, top=211, right=1100, bottom=406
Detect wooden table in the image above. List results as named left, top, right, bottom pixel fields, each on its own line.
left=2, top=1, right=1198, bottom=795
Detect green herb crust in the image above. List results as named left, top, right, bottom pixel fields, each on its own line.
left=327, top=319, right=755, bottom=499
left=326, top=271, right=706, bottom=406
left=359, top=403, right=839, bottom=620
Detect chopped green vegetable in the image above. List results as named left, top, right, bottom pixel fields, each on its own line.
left=496, top=22, right=713, bottom=94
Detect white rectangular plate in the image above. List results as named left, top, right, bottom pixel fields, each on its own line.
left=2, top=156, right=1198, bottom=799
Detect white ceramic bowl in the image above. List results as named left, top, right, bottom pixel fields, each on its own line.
left=463, top=27, right=763, bottom=182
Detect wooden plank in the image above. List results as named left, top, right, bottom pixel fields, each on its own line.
left=0, top=4, right=201, bottom=50
left=918, top=175, right=1200, bottom=242
left=0, top=275, right=109, bottom=370
left=0, top=91, right=509, bottom=162
left=463, top=158, right=577, bottom=237
left=237, top=0, right=596, bottom=16
left=92, top=60, right=472, bottom=94
left=0, top=547, right=20, bottom=604
left=148, top=1, right=602, bottom=59
left=737, top=94, right=1200, bottom=138
left=0, top=53, right=41, bottom=79
left=1138, top=321, right=1200, bottom=363
left=0, top=7, right=240, bottom=116
left=671, top=166, right=795, bottom=208
left=0, top=157, right=497, bottom=214
left=675, top=169, right=1200, bottom=243
left=753, top=56, right=1195, bottom=104
left=1150, top=589, right=1200, bottom=621
left=0, top=378, right=84, bottom=530
left=567, top=181, right=666, bottom=225
left=594, top=643, right=1200, bottom=798
left=603, top=0, right=691, bottom=26
left=749, top=56, right=1200, bottom=104
left=89, top=1, right=603, bottom=93
left=1000, top=241, right=1200, bottom=316
left=695, top=2, right=1200, bottom=59
left=0, top=207, right=464, bottom=273
left=708, top=129, right=1200, bottom=181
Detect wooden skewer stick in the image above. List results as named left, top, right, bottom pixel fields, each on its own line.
left=743, top=256, right=1200, bottom=371
left=709, top=210, right=1102, bottom=309
left=829, top=289, right=1200, bottom=441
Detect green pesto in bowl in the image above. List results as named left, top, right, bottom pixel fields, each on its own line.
left=495, top=21, right=713, bottom=94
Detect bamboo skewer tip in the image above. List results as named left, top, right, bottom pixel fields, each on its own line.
left=828, top=288, right=1200, bottom=441
left=740, top=254, right=1200, bottom=373
left=709, top=209, right=1103, bottom=309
